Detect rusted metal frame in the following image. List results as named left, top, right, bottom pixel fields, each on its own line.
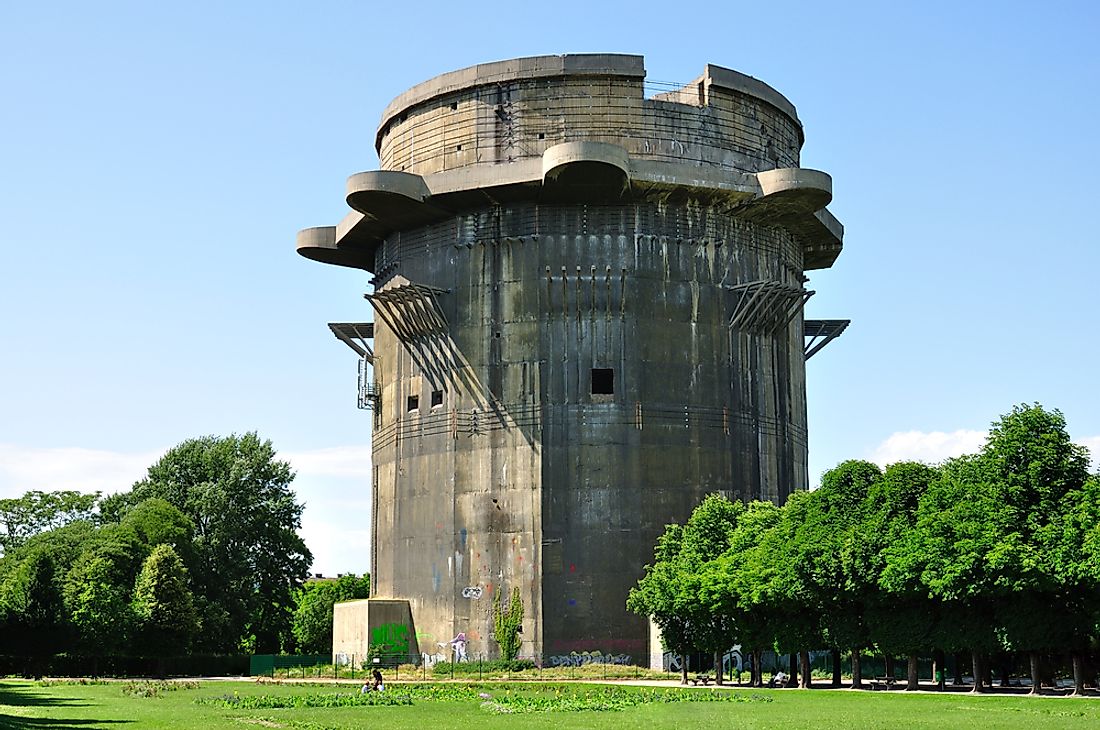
left=755, top=284, right=793, bottom=332
left=367, top=293, right=416, bottom=343
left=329, top=325, right=369, bottom=360
left=417, top=285, right=450, bottom=331
left=804, top=319, right=850, bottom=360
left=740, top=281, right=786, bottom=331
left=770, top=288, right=815, bottom=335
left=728, top=280, right=769, bottom=330
left=727, top=280, right=761, bottom=328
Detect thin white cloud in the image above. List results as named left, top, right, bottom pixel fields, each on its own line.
left=0, top=442, right=374, bottom=574
left=869, top=430, right=1100, bottom=471
left=868, top=429, right=987, bottom=467
left=0, top=443, right=163, bottom=497
left=1080, top=436, right=1100, bottom=472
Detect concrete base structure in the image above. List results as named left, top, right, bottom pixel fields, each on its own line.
left=332, top=598, right=419, bottom=666
left=303, top=54, right=845, bottom=665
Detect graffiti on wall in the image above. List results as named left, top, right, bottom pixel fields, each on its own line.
left=371, top=623, right=410, bottom=656
left=461, top=586, right=483, bottom=599
left=548, top=650, right=632, bottom=667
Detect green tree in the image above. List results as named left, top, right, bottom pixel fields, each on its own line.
left=291, top=574, right=371, bottom=654
left=0, top=490, right=99, bottom=555
left=980, top=405, right=1092, bottom=693
left=701, top=499, right=782, bottom=687
left=123, top=433, right=311, bottom=652
left=628, top=494, right=742, bottom=684
left=1, top=550, right=66, bottom=677
left=740, top=489, right=826, bottom=688
left=866, top=461, right=939, bottom=690
left=493, top=585, right=524, bottom=661
left=628, top=522, right=695, bottom=683
left=131, top=544, right=198, bottom=657
left=64, top=553, right=133, bottom=667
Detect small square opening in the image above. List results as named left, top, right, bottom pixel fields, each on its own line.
left=431, top=390, right=444, bottom=408
left=538, top=132, right=545, bottom=140
left=591, top=368, right=614, bottom=395
left=450, top=102, right=458, bottom=110
left=407, top=395, right=419, bottom=412
left=455, top=144, right=462, bottom=151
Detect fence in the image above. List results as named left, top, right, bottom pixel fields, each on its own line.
left=0, top=654, right=248, bottom=678
left=249, top=652, right=690, bottom=682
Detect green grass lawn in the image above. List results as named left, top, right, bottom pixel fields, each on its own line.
left=2, top=679, right=1099, bottom=730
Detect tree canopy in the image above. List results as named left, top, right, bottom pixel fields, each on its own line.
left=0, top=432, right=316, bottom=665
left=629, top=403, right=1100, bottom=693
left=291, top=574, right=370, bottom=654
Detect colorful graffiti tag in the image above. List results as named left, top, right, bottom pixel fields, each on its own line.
left=548, top=651, right=632, bottom=667
left=370, top=623, right=410, bottom=656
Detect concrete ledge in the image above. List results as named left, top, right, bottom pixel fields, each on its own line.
left=630, top=159, right=758, bottom=201
left=542, top=142, right=630, bottom=194
left=346, top=170, right=432, bottom=213
left=296, top=226, right=373, bottom=269
left=304, top=159, right=842, bottom=273
left=756, top=168, right=833, bottom=211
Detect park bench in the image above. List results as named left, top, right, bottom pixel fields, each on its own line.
left=689, top=674, right=713, bottom=686
left=869, top=676, right=896, bottom=691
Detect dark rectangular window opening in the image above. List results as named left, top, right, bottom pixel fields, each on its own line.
left=407, top=395, right=419, bottom=412
left=591, top=368, right=614, bottom=395
left=431, top=390, right=444, bottom=408
left=538, top=132, right=545, bottom=140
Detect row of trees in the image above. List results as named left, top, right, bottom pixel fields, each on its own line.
left=629, top=404, right=1100, bottom=694
left=0, top=433, right=319, bottom=669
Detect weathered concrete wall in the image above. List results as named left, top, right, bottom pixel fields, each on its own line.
left=332, top=598, right=419, bottom=665
left=377, top=55, right=801, bottom=178
left=299, top=54, right=842, bottom=664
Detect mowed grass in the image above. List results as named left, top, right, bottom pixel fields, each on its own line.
left=2, top=679, right=1100, bottom=730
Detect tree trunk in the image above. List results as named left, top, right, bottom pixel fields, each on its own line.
left=953, top=652, right=964, bottom=686
left=907, top=653, right=919, bottom=691
left=1072, top=652, right=1086, bottom=696
left=933, top=649, right=946, bottom=691
left=788, top=653, right=798, bottom=688
left=884, top=653, right=894, bottom=679
left=831, top=648, right=842, bottom=687
left=714, top=650, right=723, bottom=685
left=800, top=650, right=812, bottom=688
left=681, top=654, right=688, bottom=685
left=1029, top=650, right=1041, bottom=694
left=971, top=650, right=984, bottom=693
left=752, top=649, right=763, bottom=688
left=851, top=649, right=863, bottom=689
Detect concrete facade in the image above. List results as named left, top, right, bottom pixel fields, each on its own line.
left=299, top=54, right=843, bottom=665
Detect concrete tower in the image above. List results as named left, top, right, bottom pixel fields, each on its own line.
left=299, top=54, right=846, bottom=665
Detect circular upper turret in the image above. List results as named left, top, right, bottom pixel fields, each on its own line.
left=375, top=54, right=804, bottom=178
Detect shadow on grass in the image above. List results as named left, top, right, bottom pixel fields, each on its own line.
left=0, top=714, right=130, bottom=729
left=0, top=684, right=89, bottom=708
left=0, top=682, right=131, bottom=729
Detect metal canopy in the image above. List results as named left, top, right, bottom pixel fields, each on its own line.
left=328, top=322, right=375, bottom=362
left=803, top=319, right=850, bottom=360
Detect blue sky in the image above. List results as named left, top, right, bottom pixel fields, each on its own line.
left=1, top=1, right=1097, bottom=574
